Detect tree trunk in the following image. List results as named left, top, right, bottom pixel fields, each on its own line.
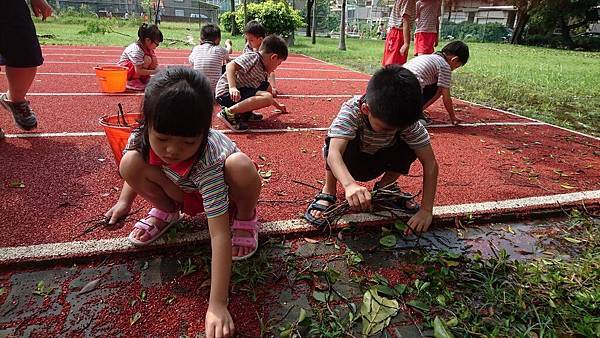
left=230, top=0, right=239, bottom=35
left=243, top=0, right=248, bottom=26
left=306, top=0, right=314, bottom=37
left=311, top=0, right=317, bottom=44
left=510, top=9, right=528, bottom=44
left=559, top=16, right=575, bottom=49
left=339, top=0, right=346, bottom=50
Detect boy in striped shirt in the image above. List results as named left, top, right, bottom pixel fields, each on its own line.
left=404, top=40, right=469, bottom=125
left=414, top=0, right=441, bottom=55
left=215, top=35, right=288, bottom=132
left=382, top=0, right=416, bottom=66
left=304, top=66, right=439, bottom=235
left=188, top=24, right=233, bottom=94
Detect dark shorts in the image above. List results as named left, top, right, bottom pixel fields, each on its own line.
left=423, top=84, right=438, bottom=104
left=0, top=0, right=44, bottom=68
left=323, top=135, right=417, bottom=182
left=216, top=81, right=270, bottom=108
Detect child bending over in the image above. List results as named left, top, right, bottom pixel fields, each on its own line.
left=404, top=40, right=469, bottom=125
left=105, top=67, right=261, bottom=337
left=304, top=65, right=439, bottom=235
left=189, top=23, right=233, bottom=94
left=242, top=20, right=280, bottom=97
left=117, top=23, right=163, bottom=91
left=215, top=35, right=287, bottom=132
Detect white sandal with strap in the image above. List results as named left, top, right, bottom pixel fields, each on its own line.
left=128, top=208, right=182, bottom=246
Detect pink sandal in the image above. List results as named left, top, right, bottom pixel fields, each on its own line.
left=128, top=208, right=182, bottom=246
left=231, top=210, right=259, bottom=261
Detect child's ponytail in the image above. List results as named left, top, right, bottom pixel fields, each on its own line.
left=138, top=23, right=163, bottom=45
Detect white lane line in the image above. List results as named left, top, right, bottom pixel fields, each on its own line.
left=22, top=93, right=356, bottom=98
left=3, top=122, right=547, bottom=139
left=2, top=189, right=598, bottom=263
left=21, top=72, right=369, bottom=82
left=457, top=99, right=600, bottom=141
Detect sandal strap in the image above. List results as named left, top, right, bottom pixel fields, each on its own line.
left=308, top=202, right=330, bottom=212
left=148, top=208, right=180, bottom=222
left=232, top=236, right=257, bottom=249
left=314, top=192, right=337, bottom=203
left=231, top=209, right=258, bottom=231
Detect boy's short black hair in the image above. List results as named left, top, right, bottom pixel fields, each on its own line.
left=442, top=40, right=469, bottom=65
left=259, top=35, right=288, bottom=60
left=201, top=23, right=221, bottom=43
left=244, top=20, right=266, bottom=38
left=138, top=23, right=163, bottom=44
left=365, top=65, right=422, bottom=128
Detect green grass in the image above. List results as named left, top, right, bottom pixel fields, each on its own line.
left=34, top=18, right=600, bottom=135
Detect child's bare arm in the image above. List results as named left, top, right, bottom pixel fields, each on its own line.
left=205, top=212, right=235, bottom=338
left=224, top=39, right=233, bottom=54
left=134, top=64, right=156, bottom=76
left=268, top=73, right=278, bottom=95
left=401, top=14, right=411, bottom=55
left=226, top=62, right=241, bottom=102
left=440, top=87, right=461, bottom=124
left=406, top=144, right=438, bottom=234
left=328, top=138, right=372, bottom=211
left=105, top=182, right=137, bottom=225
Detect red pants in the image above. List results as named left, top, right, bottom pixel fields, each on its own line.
left=414, top=32, right=438, bottom=55
left=382, top=27, right=408, bottom=66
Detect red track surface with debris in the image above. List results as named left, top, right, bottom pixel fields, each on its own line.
left=1, top=46, right=599, bottom=251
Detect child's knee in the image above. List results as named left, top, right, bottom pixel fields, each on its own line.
left=225, top=153, right=255, bottom=173
left=119, top=151, right=148, bottom=181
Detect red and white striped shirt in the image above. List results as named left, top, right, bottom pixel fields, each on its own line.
left=416, top=0, right=441, bottom=33
left=388, top=0, right=416, bottom=29
left=189, top=42, right=230, bottom=93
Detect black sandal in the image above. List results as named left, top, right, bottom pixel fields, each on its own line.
left=374, top=182, right=420, bottom=214
left=304, top=192, right=337, bottom=228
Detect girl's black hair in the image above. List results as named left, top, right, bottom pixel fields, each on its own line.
left=138, top=23, right=163, bottom=44
left=139, top=67, right=214, bottom=160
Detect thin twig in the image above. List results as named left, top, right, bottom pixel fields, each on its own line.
left=291, top=179, right=321, bottom=191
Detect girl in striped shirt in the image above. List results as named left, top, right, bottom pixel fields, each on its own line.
left=414, top=0, right=441, bottom=55
left=105, top=67, right=261, bottom=337
left=117, top=24, right=163, bottom=91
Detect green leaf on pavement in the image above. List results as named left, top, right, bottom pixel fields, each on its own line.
left=379, top=234, right=397, bottom=247
left=407, top=300, right=429, bottom=312
left=360, top=288, right=399, bottom=336
left=394, top=284, right=407, bottom=296
left=312, top=290, right=328, bottom=303
left=434, top=316, right=456, bottom=338
left=130, top=312, right=142, bottom=325
left=394, top=220, right=407, bottom=232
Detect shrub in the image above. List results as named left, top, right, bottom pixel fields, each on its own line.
left=222, top=0, right=304, bottom=37
left=441, top=21, right=511, bottom=42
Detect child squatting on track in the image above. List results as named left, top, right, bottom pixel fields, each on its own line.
left=188, top=23, right=233, bottom=94
left=404, top=40, right=470, bottom=125
left=242, top=20, right=280, bottom=97
left=104, top=67, right=262, bottom=337
left=215, top=34, right=288, bottom=132
left=304, top=65, right=439, bottom=235
left=117, top=23, right=163, bottom=91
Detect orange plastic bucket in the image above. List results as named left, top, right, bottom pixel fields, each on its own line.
left=94, top=66, right=127, bottom=93
left=99, top=113, right=142, bottom=166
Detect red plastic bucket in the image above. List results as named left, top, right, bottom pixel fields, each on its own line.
left=99, top=113, right=142, bottom=166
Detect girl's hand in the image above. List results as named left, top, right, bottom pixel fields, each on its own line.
left=205, top=304, right=235, bottom=338
left=104, top=200, right=132, bottom=225
left=229, top=87, right=241, bottom=102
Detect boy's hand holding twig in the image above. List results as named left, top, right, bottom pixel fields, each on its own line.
left=104, top=200, right=132, bottom=225
left=344, top=182, right=372, bottom=211
left=406, top=209, right=433, bottom=235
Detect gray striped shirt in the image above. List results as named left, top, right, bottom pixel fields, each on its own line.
left=404, top=53, right=451, bottom=88
left=189, top=43, right=230, bottom=93
left=125, top=129, right=239, bottom=218
left=416, top=0, right=441, bottom=33
left=214, top=52, right=268, bottom=98
left=388, top=0, right=416, bottom=29
left=328, top=96, right=430, bottom=155
left=117, top=42, right=146, bottom=66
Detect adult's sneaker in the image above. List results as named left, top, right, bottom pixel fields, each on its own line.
left=0, top=93, right=38, bottom=131
left=217, top=107, right=248, bottom=132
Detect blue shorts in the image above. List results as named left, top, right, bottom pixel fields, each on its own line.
left=216, top=81, right=270, bottom=108
left=0, top=0, right=44, bottom=68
